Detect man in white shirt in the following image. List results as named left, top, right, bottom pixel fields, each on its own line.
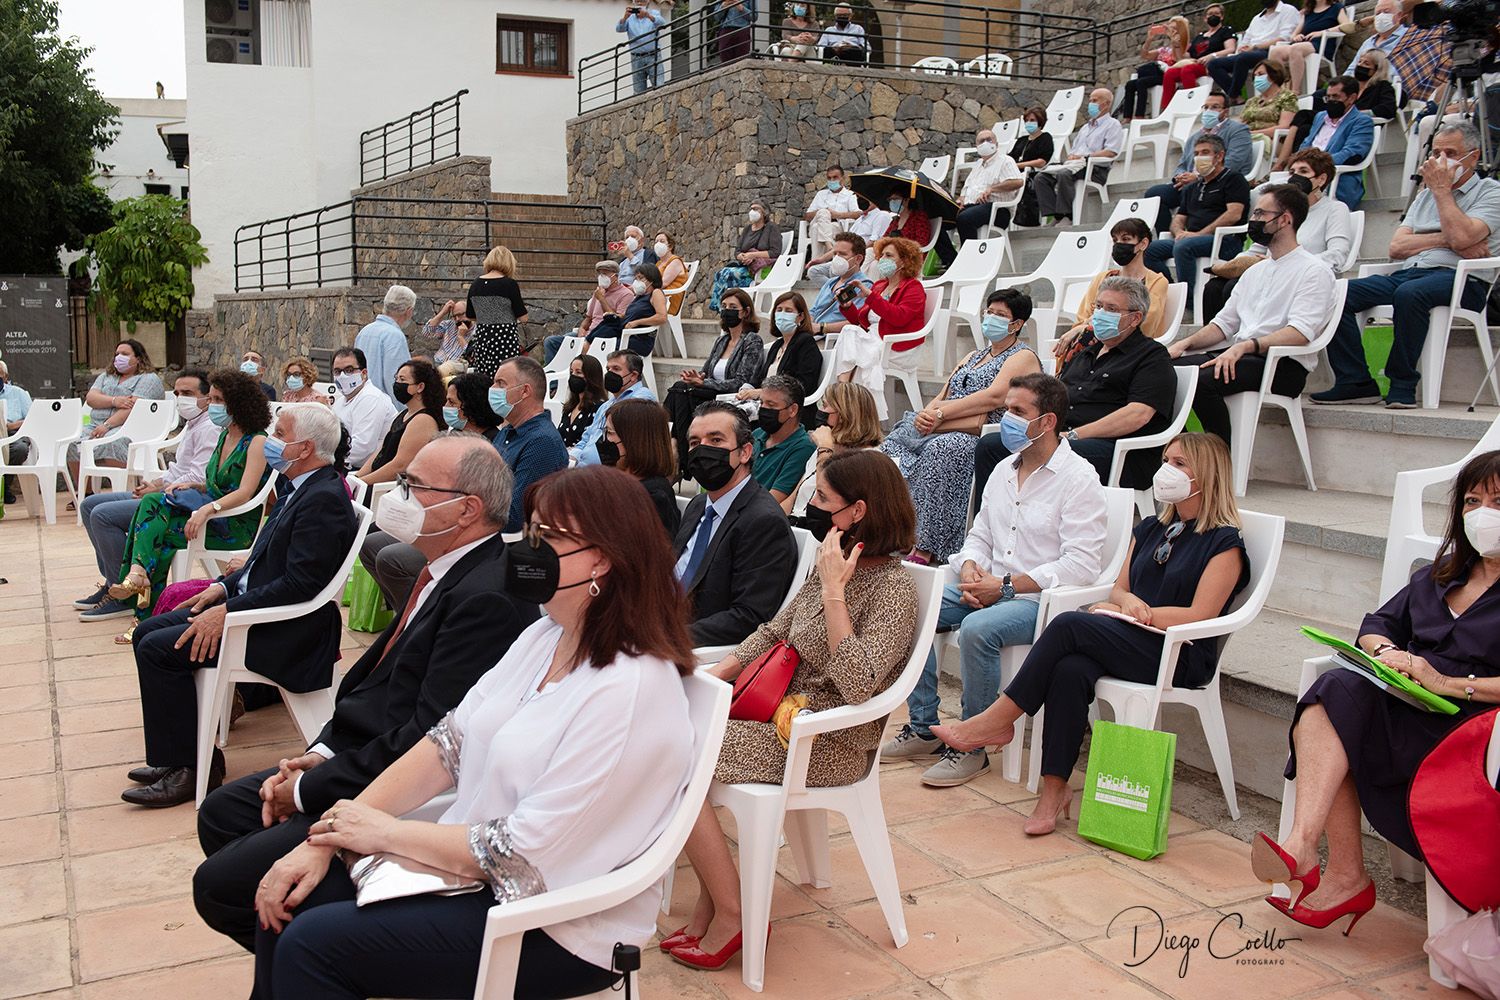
left=804, top=164, right=860, bottom=251
left=1167, top=184, right=1336, bottom=444
left=935, top=126, right=1023, bottom=268
left=75, top=368, right=219, bottom=619
left=1033, top=88, right=1125, bottom=225
left=817, top=3, right=867, bottom=62
left=1209, top=0, right=1302, bottom=100
left=330, top=346, right=398, bottom=470
left=883, top=373, right=1108, bottom=787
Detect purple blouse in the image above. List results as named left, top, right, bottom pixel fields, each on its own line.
left=1361, top=563, right=1500, bottom=680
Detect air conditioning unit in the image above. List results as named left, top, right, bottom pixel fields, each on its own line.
left=205, top=0, right=254, bottom=30
left=206, top=29, right=255, bottom=64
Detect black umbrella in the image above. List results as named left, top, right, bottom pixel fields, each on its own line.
left=849, top=166, right=960, bottom=223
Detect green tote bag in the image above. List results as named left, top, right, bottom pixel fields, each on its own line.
left=1077, top=720, right=1176, bottom=860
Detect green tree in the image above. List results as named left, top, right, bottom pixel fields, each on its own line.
left=84, top=195, right=209, bottom=330
left=0, top=0, right=119, bottom=274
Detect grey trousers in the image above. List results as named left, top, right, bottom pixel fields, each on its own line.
left=358, top=530, right=428, bottom=610
left=81, top=490, right=140, bottom=579
left=1033, top=163, right=1111, bottom=221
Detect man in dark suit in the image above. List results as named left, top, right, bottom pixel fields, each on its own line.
left=674, top=401, right=798, bottom=647
left=191, top=434, right=536, bottom=950
left=123, top=404, right=359, bottom=808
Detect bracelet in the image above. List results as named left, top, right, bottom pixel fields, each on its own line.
left=823, top=594, right=846, bottom=604
left=1370, top=642, right=1395, bottom=656
left=1466, top=673, right=1476, bottom=702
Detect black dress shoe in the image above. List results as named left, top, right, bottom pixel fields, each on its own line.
left=127, top=764, right=172, bottom=784
left=120, top=751, right=224, bottom=807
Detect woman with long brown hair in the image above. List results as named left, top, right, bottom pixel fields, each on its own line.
left=252, top=465, right=698, bottom=999
left=602, top=398, right=680, bottom=535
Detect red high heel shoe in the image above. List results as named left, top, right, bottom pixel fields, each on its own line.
left=1267, top=879, right=1376, bottom=936
left=669, top=931, right=744, bottom=971
left=658, top=926, right=700, bottom=952
left=1250, top=832, right=1321, bottom=906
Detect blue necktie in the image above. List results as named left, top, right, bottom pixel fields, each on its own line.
left=679, top=505, right=717, bottom=585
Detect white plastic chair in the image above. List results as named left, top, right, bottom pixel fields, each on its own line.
left=992, top=118, right=1021, bottom=152
left=313, top=381, right=336, bottom=403
left=124, top=400, right=186, bottom=486
left=1042, top=109, right=1076, bottom=164
left=993, top=227, right=1113, bottom=304
left=882, top=292, right=944, bottom=413
left=1028, top=509, right=1286, bottom=820
left=543, top=335, right=586, bottom=399
left=1123, top=84, right=1209, bottom=179
left=800, top=347, right=839, bottom=408
left=1353, top=255, right=1500, bottom=409
left=749, top=247, right=809, bottom=317
left=1069, top=156, right=1115, bottom=225
left=950, top=146, right=980, bottom=198
left=1275, top=656, right=1499, bottom=990
left=709, top=562, right=943, bottom=992
left=1155, top=282, right=1190, bottom=346
left=961, top=52, right=1013, bottom=79
left=1225, top=278, right=1348, bottom=496
left=1107, top=366, right=1198, bottom=518
left=1333, top=123, right=1381, bottom=198
left=691, top=527, right=817, bottom=667
left=193, top=503, right=374, bottom=805
left=0, top=397, right=82, bottom=524
left=172, top=472, right=279, bottom=582
left=663, top=259, right=700, bottom=358
left=1377, top=413, right=1500, bottom=603
left=918, top=155, right=952, bottom=187
left=1047, top=85, right=1084, bottom=118
left=1342, top=210, right=1365, bottom=274
left=922, top=236, right=1006, bottom=372
left=1102, top=195, right=1163, bottom=233
left=464, top=670, right=730, bottom=1000
left=937, top=486, right=1136, bottom=783
left=77, top=396, right=179, bottom=503
left=913, top=56, right=958, bottom=75
left=1192, top=224, right=1249, bottom=330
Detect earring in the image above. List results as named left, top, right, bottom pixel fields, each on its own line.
left=588, top=569, right=601, bottom=598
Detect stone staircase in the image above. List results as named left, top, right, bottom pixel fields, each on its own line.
left=487, top=192, right=603, bottom=293
left=651, top=144, right=1500, bottom=802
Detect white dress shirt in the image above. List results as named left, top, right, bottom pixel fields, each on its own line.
left=806, top=187, right=858, bottom=216
left=1069, top=115, right=1125, bottom=159
left=333, top=382, right=398, bottom=469
left=961, top=152, right=1023, bottom=205
left=1213, top=245, right=1337, bottom=370
left=294, top=532, right=496, bottom=810
left=1246, top=194, right=1353, bottom=271
left=674, top=474, right=751, bottom=580
left=951, top=439, right=1109, bottom=596
left=848, top=207, right=894, bottom=243
left=1241, top=1, right=1302, bottom=49
left=435, top=616, right=693, bottom=970
left=161, top=409, right=218, bottom=486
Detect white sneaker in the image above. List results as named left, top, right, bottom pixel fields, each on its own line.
left=880, top=724, right=943, bottom=762
left=920, top=747, right=990, bottom=787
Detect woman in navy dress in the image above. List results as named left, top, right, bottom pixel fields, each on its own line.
left=1255, top=450, right=1500, bottom=935
left=935, top=432, right=1250, bottom=835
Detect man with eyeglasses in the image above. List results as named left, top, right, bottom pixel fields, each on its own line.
left=973, top=276, right=1176, bottom=498
left=194, top=435, right=538, bottom=947
left=1166, top=184, right=1336, bottom=445
left=329, top=346, right=397, bottom=470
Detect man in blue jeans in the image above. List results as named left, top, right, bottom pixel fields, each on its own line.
left=881, top=373, right=1108, bottom=787
left=615, top=5, right=666, bottom=95
left=1143, top=134, right=1249, bottom=305
left=1312, top=123, right=1500, bottom=409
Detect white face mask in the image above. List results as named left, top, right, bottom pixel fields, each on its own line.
left=747, top=209, right=762, bottom=224
left=976, top=140, right=998, bottom=159
left=375, top=490, right=465, bottom=546
left=1464, top=506, right=1500, bottom=558
left=1152, top=463, right=1198, bottom=504
left=653, top=241, right=669, bottom=258
left=176, top=397, right=204, bottom=421
left=828, top=254, right=850, bottom=277
left=1373, top=11, right=1395, bottom=32
left=631, top=279, right=648, bottom=296
left=334, top=371, right=365, bottom=396
left=1439, top=152, right=1472, bottom=182
left=597, top=273, right=613, bottom=288
left=624, top=236, right=639, bottom=253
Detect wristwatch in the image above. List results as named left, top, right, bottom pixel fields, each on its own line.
left=1066, top=429, right=1080, bottom=442
left=1000, top=573, right=1016, bottom=601
left=210, top=501, right=223, bottom=513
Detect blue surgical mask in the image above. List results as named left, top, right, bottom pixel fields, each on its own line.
left=876, top=257, right=899, bottom=279
left=1200, top=109, right=1221, bottom=128
left=774, top=311, right=798, bottom=334
left=442, top=405, right=464, bottom=430
left=1024, top=120, right=1039, bottom=135
left=262, top=436, right=297, bottom=473
left=998, top=411, right=1039, bottom=453
left=1253, top=74, right=1270, bottom=94
left=207, top=402, right=231, bottom=427
left=888, top=199, right=903, bottom=214
left=826, top=179, right=842, bottom=192
left=1087, top=101, right=1101, bottom=119
left=487, top=385, right=513, bottom=419
left=1091, top=309, right=1123, bottom=341
left=285, top=375, right=305, bottom=392
left=240, top=360, right=260, bottom=377
left=981, top=314, right=1014, bottom=342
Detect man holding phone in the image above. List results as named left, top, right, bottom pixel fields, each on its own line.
left=807, top=232, right=870, bottom=337
left=616, top=4, right=667, bottom=94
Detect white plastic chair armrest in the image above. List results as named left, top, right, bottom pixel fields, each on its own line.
left=1041, top=582, right=1115, bottom=618
left=221, top=595, right=332, bottom=631
left=1453, top=257, right=1500, bottom=301
left=786, top=699, right=891, bottom=740
left=480, top=874, right=649, bottom=940
left=1160, top=608, right=1247, bottom=646
left=1358, top=261, right=1403, bottom=278
left=693, top=644, right=737, bottom=666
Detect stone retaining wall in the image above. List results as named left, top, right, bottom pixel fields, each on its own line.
left=566, top=60, right=1049, bottom=318
left=353, top=157, right=493, bottom=286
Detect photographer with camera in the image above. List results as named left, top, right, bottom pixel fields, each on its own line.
left=616, top=4, right=667, bottom=94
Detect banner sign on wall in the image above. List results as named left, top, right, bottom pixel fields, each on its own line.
left=0, top=276, right=74, bottom=397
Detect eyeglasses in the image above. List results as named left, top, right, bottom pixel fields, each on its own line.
left=521, top=520, right=596, bottom=556
left=1249, top=208, right=1286, bottom=221
left=1154, top=520, right=1187, bottom=565
left=333, top=365, right=359, bottom=375
left=394, top=472, right=468, bottom=503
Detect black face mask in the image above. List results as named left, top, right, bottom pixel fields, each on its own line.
left=604, top=370, right=624, bottom=394
left=392, top=382, right=412, bottom=404
left=835, top=15, right=849, bottom=25
left=1353, top=65, right=1373, bottom=83
left=720, top=307, right=742, bottom=330
left=1324, top=99, right=1347, bottom=120
left=1286, top=173, right=1315, bottom=195
left=567, top=374, right=587, bottom=395
left=791, top=500, right=852, bottom=543
left=504, top=536, right=595, bottom=605
left=684, top=444, right=737, bottom=491
left=1206, top=14, right=1222, bottom=26
left=1246, top=216, right=1282, bottom=246
left=756, top=405, right=785, bottom=435
left=596, top=437, right=621, bottom=466
left=1111, top=241, right=1138, bottom=266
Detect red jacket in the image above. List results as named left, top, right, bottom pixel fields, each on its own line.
left=841, top=276, right=928, bottom=351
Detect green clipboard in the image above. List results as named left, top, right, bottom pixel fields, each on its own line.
left=1300, top=626, right=1460, bottom=715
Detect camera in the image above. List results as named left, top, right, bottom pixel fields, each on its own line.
left=835, top=284, right=859, bottom=304
left=1410, top=0, right=1500, bottom=45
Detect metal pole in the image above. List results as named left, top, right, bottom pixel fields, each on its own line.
left=351, top=199, right=361, bottom=285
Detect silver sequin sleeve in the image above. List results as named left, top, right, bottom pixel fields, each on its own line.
left=467, top=818, right=547, bottom=902
left=425, top=712, right=463, bottom=783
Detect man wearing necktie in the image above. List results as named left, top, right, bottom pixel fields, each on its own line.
left=672, top=402, right=798, bottom=647
left=192, top=435, right=538, bottom=949
left=124, top=405, right=359, bottom=807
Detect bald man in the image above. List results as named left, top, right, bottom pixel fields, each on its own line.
left=1032, top=87, right=1124, bottom=225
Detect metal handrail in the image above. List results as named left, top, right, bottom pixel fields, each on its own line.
left=577, top=0, right=1105, bottom=115
left=359, top=89, right=470, bottom=186
left=1096, top=1, right=1212, bottom=71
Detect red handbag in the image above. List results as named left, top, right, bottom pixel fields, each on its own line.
left=729, top=641, right=800, bottom=723
left=1408, top=707, right=1500, bottom=914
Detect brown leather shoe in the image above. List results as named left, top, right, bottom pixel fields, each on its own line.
left=126, top=765, right=172, bottom=784
left=120, top=750, right=223, bottom=807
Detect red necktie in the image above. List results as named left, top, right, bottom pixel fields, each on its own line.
left=377, top=566, right=433, bottom=665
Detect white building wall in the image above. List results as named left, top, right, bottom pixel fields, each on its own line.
left=96, top=99, right=191, bottom=202
left=185, top=0, right=629, bottom=305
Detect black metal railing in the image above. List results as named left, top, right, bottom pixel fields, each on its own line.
left=1096, top=0, right=1263, bottom=75
left=578, top=0, right=1105, bottom=114
left=359, top=89, right=469, bottom=186
left=232, top=196, right=609, bottom=293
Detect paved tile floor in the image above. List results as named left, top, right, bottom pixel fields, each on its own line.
left=0, top=510, right=1476, bottom=999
